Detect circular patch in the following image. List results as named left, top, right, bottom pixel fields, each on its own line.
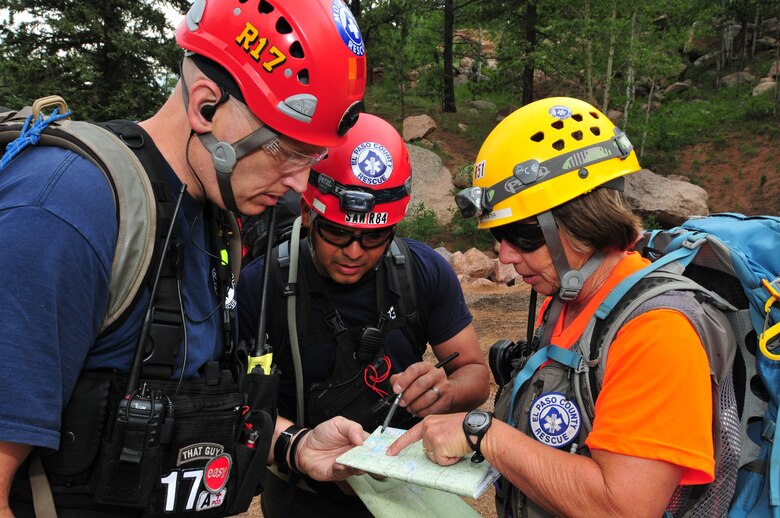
left=549, top=105, right=572, bottom=120
left=529, top=392, right=581, bottom=448
left=203, top=453, right=232, bottom=494
left=331, top=0, right=364, bottom=56
left=350, top=141, right=394, bottom=186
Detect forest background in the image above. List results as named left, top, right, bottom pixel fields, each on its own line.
left=2, top=0, right=779, bottom=240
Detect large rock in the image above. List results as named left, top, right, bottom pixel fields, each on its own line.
left=469, top=100, right=497, bottom=112
left=753, top=81, right=777, bottom=96
left=407, top=144, right=456, bottom=224
left=624, top=169, right=709, bottom=227
left=664, top=80, right=692, bottom=96
left=451, top=248, right=494, bottom=282
left=403, top=114, right=437, bottom=142
left=721, top=71, right=756, bottom=88
left=490, top=259, right=521, bottom=286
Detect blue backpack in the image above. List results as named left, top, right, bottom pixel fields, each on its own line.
left=586, top=213, right=780, bottom=516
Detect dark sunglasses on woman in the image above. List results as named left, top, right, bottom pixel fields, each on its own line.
left=489, top=221, right=546, bottom=252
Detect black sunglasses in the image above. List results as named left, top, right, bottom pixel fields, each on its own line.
left=314, top=218, right=396, bottom=249
left=489, top=222, right=546, bottom=252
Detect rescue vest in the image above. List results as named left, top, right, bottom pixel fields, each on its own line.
left=269, top=232, right=425, bottom=431
left=493, top=214, right=780, bottom=518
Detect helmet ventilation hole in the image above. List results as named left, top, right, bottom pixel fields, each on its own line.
left=590, top=127, right=601, bottom=136
left=589, top=111, right=600, bottom=119
left=552, top=139, right=565, bottom=151
left=276, top=16, right=292, bottom=34
left=258, top=0, right=274, bottom=14
left=297, top=69, right=310, bottom=85
left=572, top=113, right=583, bottom=122
left=551, top=120, right=564, bottom=129
left=290, top=41, right=304, bottom=58
left=530, top=131, right=544, bottom=142
left=571, top=130, right=583, bottom=141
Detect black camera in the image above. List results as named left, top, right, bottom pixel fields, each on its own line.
left=488, top=338, right=526, bottom=388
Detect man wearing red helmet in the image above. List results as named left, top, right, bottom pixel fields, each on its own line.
left=0, top=0, right=371, bottom=516
left=237, top=113, right=490, bottom=517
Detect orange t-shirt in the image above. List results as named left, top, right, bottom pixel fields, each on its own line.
left=544, top=252, right=714, bottom=484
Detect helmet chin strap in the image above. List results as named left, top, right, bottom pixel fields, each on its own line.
left=537, top=211, right=605, bottom=301
left=179, top=60, right=277, bottom=214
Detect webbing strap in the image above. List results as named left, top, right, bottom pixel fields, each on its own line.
left=29, top=455, right=57, bottom=518
left=506, top=344, right=582, bottom=427
left=771, top=411, right=780, bottom=506
left=506, top=346, right=551, bottom=427
left=595, top=240, right=701, bottom=319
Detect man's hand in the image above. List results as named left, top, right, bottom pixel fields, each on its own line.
left=295, top=416, right=369, bottom=481
left=389, top=361, right=451, bottom=417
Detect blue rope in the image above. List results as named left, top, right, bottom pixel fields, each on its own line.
left=0, top=108, right=73, bottom=170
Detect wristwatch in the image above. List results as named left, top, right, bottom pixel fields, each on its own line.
left=463, top=410, right=493, bottom=464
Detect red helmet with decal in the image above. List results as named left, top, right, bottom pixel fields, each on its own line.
left=304, top=113, right=412, bottom=229
left=176, top=0, right=366, bottom=147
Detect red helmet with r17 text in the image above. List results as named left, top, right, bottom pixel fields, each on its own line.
left=176, top=0, right=366, bottom=148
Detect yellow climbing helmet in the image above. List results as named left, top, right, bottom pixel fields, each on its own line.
left=455, top=97, right=641, bottom=229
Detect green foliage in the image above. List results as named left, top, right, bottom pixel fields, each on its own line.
left=630, top=82, right=778, bottom=172
left=642, top=215, right=664, bottom=230
left=448, top=209, right=495, bottom=252
left=396, top=203, right=442, bottom=244
left=0, top=0, right=185, bottom=121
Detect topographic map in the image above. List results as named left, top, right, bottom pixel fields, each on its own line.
left=337, top=427, right=499, bottom=499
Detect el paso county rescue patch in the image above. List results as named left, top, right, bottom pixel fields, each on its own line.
left=529, top=392, right=581, bottom=448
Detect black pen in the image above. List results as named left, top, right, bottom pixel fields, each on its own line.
left=381, top=351, right=460, bottom=433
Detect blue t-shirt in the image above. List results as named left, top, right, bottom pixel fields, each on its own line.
left=236, top=237, right=472, bottom=420
left=0, top=144, right=226, bottom=450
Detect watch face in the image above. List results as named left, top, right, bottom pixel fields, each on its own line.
left=465, top=411, right=490, bottom=432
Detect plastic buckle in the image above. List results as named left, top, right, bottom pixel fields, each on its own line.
left=762, top=419, right=776, bottom=442
left=681, top=234, right=707, bottom=250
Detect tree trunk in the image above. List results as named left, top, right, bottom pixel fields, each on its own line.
left=623, top=11, right=637, bottom=130
left=442, top=0, right=457, bottom=112
left=639, top=82, right=655, bottom=159
left=521, top=0, right=538, bottom=105
left=585, top=0, right=594, bottom=104
left=602, top=0, right=617, bottom=113
left=350, top=0, right=361, bottom=21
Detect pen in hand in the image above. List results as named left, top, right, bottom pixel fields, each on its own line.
left=381, top=351, right=460, bottom=433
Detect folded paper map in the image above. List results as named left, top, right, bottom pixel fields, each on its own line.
left=337, top=426, right=500, bottom=499
left=347, top=474, right=482, bottom=518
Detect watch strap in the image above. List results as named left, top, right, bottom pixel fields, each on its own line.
left=463, top=411, right=492, bottom=464
left=274, top=425, right=303, bottom=473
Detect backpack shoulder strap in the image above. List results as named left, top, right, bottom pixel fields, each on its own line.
left=0, top=101, right=157, bottom=332
left=387, top=238, right=426, bottom=355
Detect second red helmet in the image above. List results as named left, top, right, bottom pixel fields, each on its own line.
left=304, top=113, right=412, bottom=229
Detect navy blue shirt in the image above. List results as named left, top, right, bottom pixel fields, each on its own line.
left=0, top=144, right=226, bottom=450
left=236, top=237, right=472, bottom=421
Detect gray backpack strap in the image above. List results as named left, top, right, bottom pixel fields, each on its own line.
left=29, top=455, right=57, bottom=518
left=0, top=100, right=156, bottom=332
left=576, top=270, right=741, bottom=517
